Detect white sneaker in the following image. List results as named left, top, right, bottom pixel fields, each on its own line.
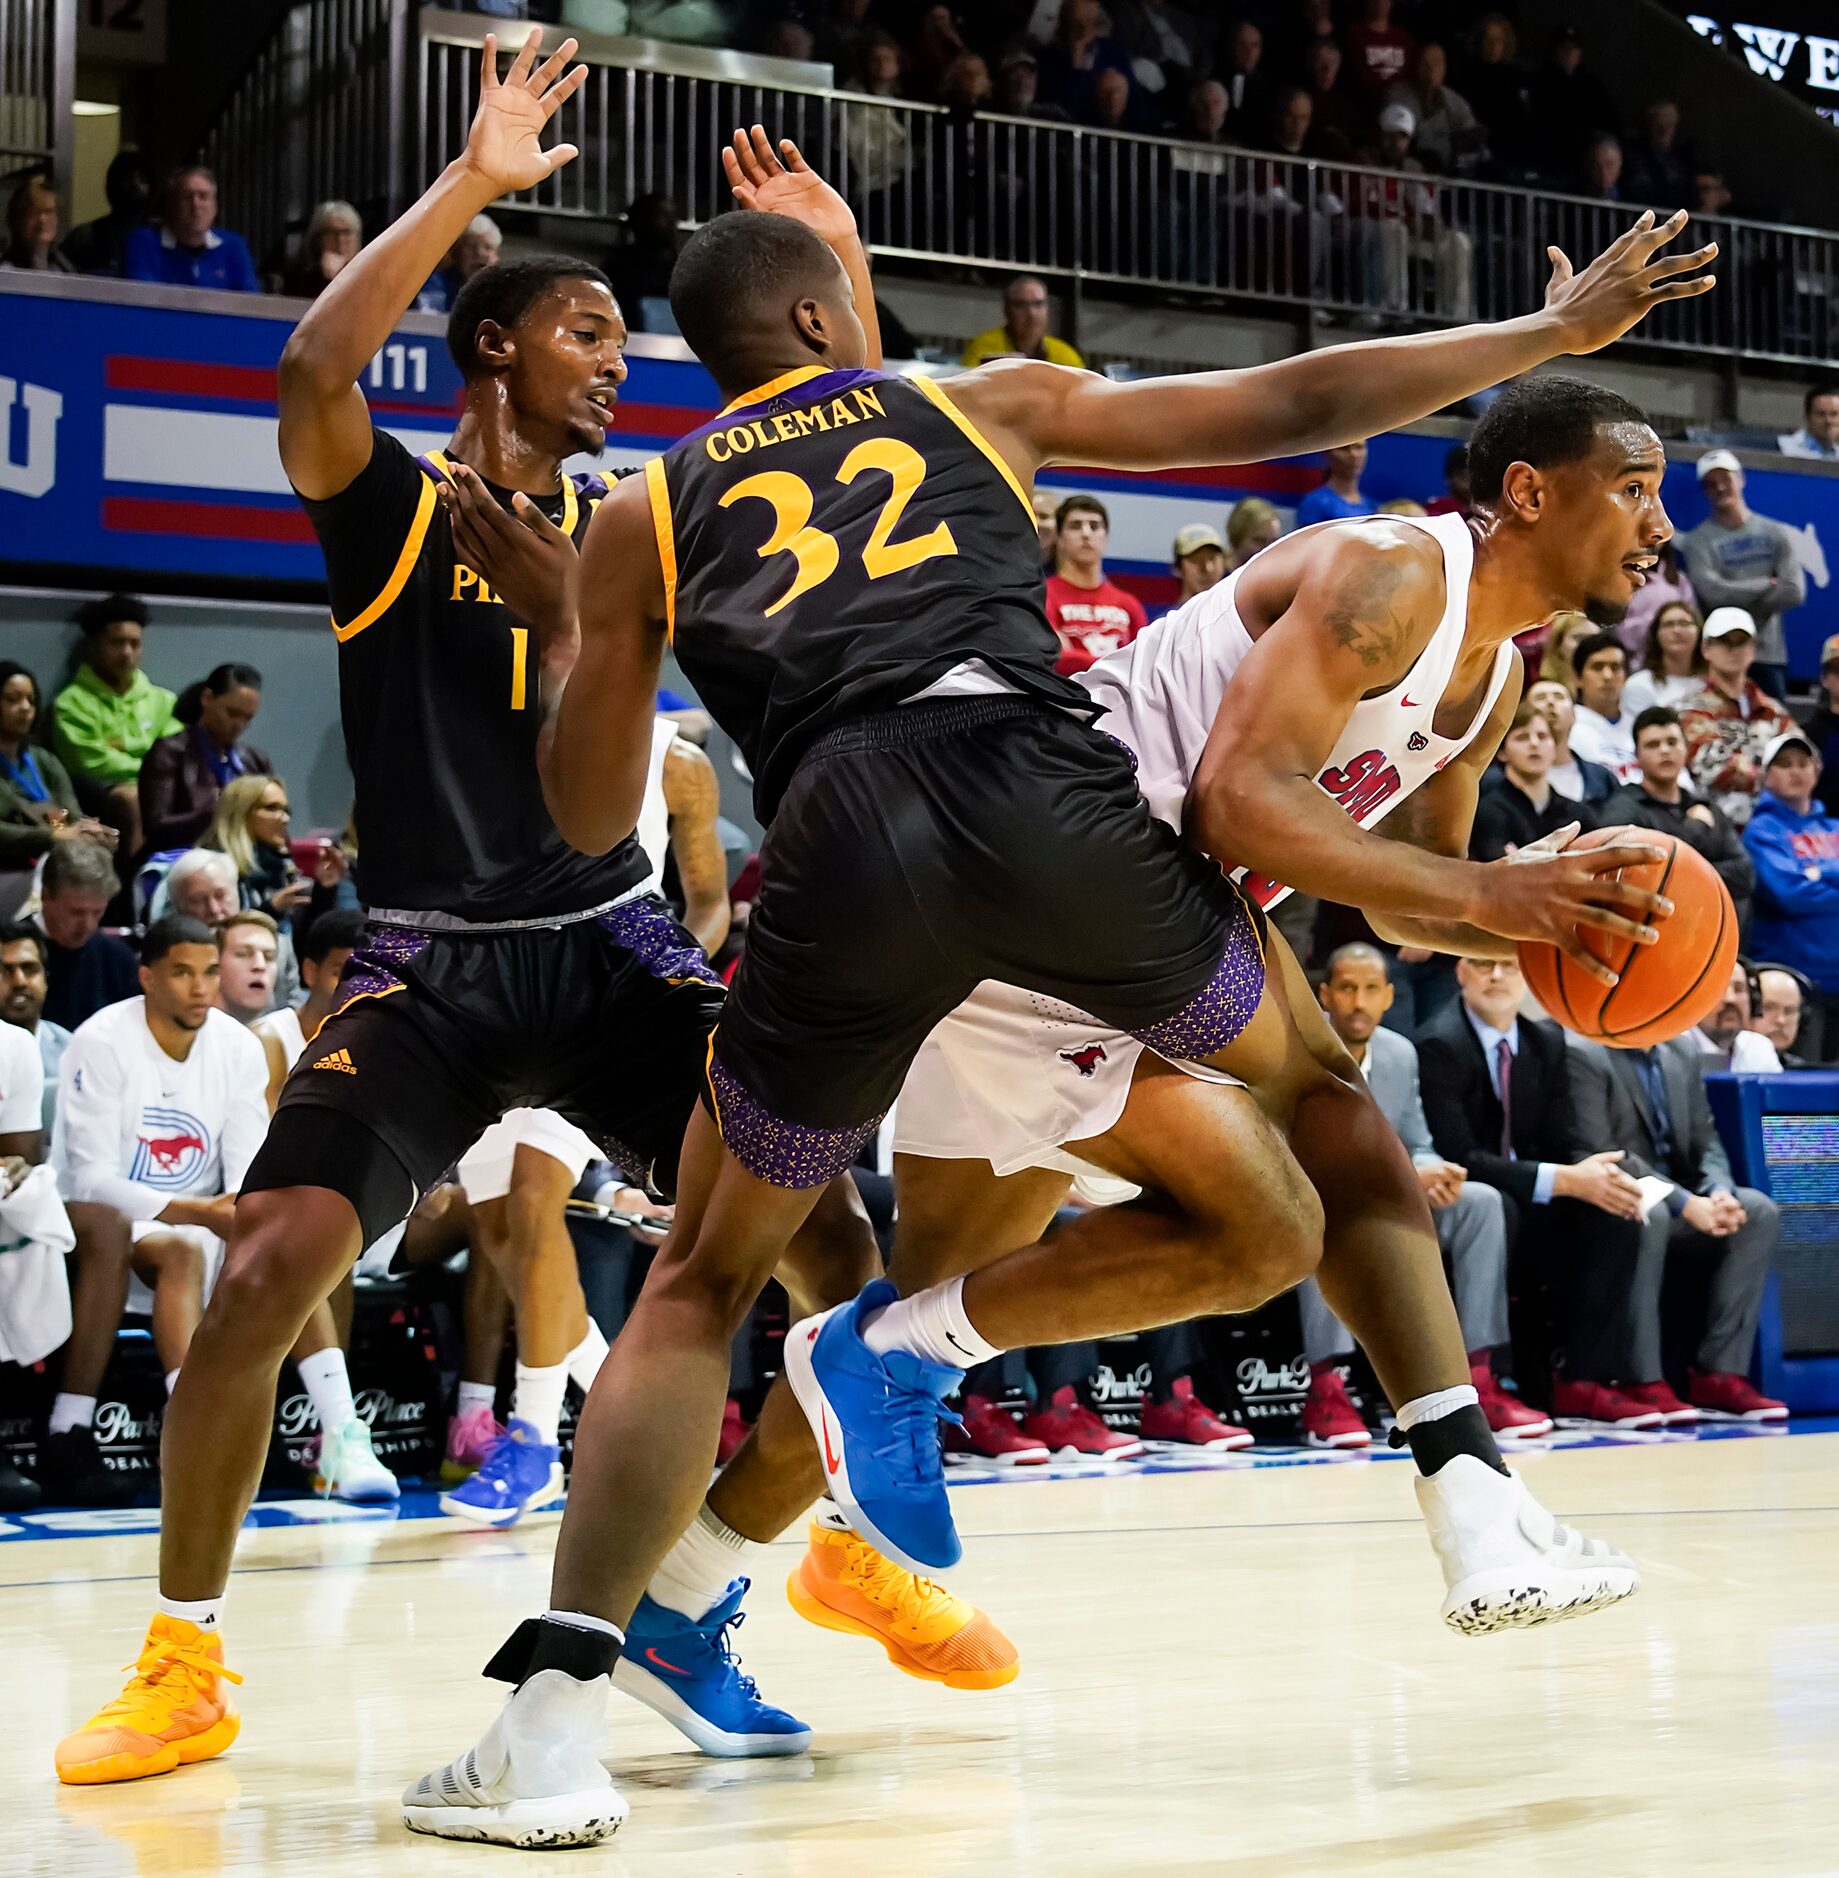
left=401, top=1670, right=628, bottom=1848
left=312, top=1419, right=401, bottom=1504
left=1414, top=1454, right=1639, bottom=1636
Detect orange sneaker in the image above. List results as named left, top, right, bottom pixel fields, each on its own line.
left=786, top=1521, right=1019, bottom=1691
left=55, top=1615, right=242, bottom=1785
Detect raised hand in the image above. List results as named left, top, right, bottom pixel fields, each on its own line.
left=462, top=27, right=589, bottom=198
left=722, top=126, right=858, bottom=247
left=439, top=462, right=581, bottom=668
left=1544, top=209, right=1718, bottom=355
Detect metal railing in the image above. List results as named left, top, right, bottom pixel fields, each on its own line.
left=200, top=4, right=1839, bottom=369
left=0, top=0, right=74, bottom=204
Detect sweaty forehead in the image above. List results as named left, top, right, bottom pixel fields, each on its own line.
left=1586, top=420, right=1665, bottom=475
left=525, top=279, right=623, bottom=330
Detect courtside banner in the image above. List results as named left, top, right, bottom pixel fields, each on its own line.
left=4, top=275, right=1835, bottom=670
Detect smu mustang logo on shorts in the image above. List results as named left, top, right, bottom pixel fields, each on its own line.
left=1060, top=1043, right=1109, bottom=1077
left=130, top=1105, right=213, bottom=1189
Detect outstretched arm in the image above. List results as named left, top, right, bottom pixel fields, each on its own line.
left=954, top=212, right=1713, bottom=479
left=277, top=28, right=586, bottom=500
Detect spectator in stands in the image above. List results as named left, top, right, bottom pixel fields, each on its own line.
left=1616, top=540, right=1697, bottom=665
left=1680, top=450, right=1804, bottom=699
left=1680, top=607, right=1795, bottom=827
left=59, top=149, right=152, bottom=279
left=1087, top=63, right=1151, bottom=132
left=844, top=37, right=916, bottom=229
left=1753, top=965, right=1814, bottom=1066
left=1744, top=730, right=1839, bottom=1029
left=53, top=593, right=177, bottom=858
left=1344, top=0, right=1412, bottom=94
left=33, top=840, right=136, bottom=1031
left=1045, top=494, right=1148, bottom=674
left=1273, top=0, right=1337, bottom=81
left=0, top=924, right=67, bottom=1133
left=1110, top=0, right=1212, bottom=98
left=204, top=774, right=323, bottom=932
left=1221, top=16, right=1271, bottom=125
left=1168, top=523, right=1225, bottom=607
left=1534, top=609, right=1594, bottom=689
left=815, top=0, right=875, bottom=76
left=124, top=165, right=258, bottom=293
left=215, top=909, right=281, bottom=1024
left=1426, top=443, right=1470, bottom=516
left=1695, top=169, right=1736, bottom=218
left=1458, top=13, right=1528, bottom=175
left=44, top=916, right=268, bottom=1502
left=1307, top=944, right=1549, bottom=1437
left=1302, top=39, right=1364, bottom=162
left=2, top=177, right=69, bottom=272
left=905, top=4, right=967, bottom=100
left=1567, top=632, right=1641, bottom=783
left=1808, top=635, right=1839, bottom=816
left=164, top=848, right=238, bottom=928
left=1607, top=707, right=1753, bottom=932
left=0, top=663, right=112, bottom=868
left=763, top=17, right=817, bottom=62
left=1226, top=495, right=1282, bottom=568
left=1036, top=0, right=1131, bottom=121
left=995, top=48, right=1069, bottom=121
left=137, top=662, right=269, bottom=856
left=280, top=199, right=362, bottom=299
left=415, top=213, right=501, bottom=315
left=962, top=274, right=1084, bottom=366
left=1297, top=439, right=1374, bottom=527
left=1623, top=601, right=1707, bottom=716
left=1524, top=677, right=1617, bottom=808
left=1472, top=701, right=1589, bottom=858
left=1777, top=383, right=1839, bottom=463
left=1173, top=74, right=1231, bottom=145
left=1033, top=487, right=1058, bottom=568
left=1566, top=1035, right=1785, bottom=1424
left=1389, top=41, right=1486, bottom=176
left=606, top=193, right=681, bottom=332
left=1526, top=24, right=1616, bottom=184
left=1578, top=134, right=1624, bottom=203
left=1418, top=954, right=1661, bottom=1427
left=1694, top=958, right=1784, bottom=1071
left=1622, top=99, right=1694, bottom=215
left=1353, top=104, right=1474, bottom=319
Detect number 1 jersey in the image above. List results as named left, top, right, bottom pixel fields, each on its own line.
left=648, top=366, right=1090, bottom=820
left=300, top=427, right=649, bottom=922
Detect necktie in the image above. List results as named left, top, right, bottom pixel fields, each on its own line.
left=1635, top=1050, right=1676, bottom=1175
left=1495, top=1037, right=1514, bottom=1159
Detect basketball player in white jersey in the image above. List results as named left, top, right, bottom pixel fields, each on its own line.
left=790, top=375, right=1673, bottom=1638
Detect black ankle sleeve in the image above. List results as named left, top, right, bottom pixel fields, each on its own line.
left=483, top=1615, right=623, bottom=1686
left=1394, top=1403, right=1509, bottom=1477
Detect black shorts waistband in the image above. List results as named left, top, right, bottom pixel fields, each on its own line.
left=805, top=693, right=1056, bottom=763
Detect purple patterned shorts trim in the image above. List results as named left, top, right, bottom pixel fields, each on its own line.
left=597, top=898, right=724, bottom=988
left=335, top=926, right=433, bottom=1011
left=706, top=1054, right=881, bottom=1191
left=1129, top=891, right=1265, bottom=1060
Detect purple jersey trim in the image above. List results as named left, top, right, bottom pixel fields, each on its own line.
left=706, top=1053, right=880, bottom=1190
left=1129, top=892, right=1264, bottom=1059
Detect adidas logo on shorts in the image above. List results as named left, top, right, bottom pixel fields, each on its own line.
left=315, top=1048, right=358, bottom=1075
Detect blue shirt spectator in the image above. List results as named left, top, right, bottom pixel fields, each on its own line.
left=1744, top=733, right=1839, bottom=994
left=1296, top=441, right=1376, bottom=529
left=123, top=166, right=258, bottom=294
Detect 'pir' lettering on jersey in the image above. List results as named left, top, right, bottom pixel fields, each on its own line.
left=703, top=386, right=887, bottom=463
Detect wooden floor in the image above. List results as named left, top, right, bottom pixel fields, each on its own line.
left=7, top=1430, right=1838, bottom=1877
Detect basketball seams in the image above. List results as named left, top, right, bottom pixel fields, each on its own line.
left=1597, top=842, right=1679, bottom=1042
left=1618, top=877, right=1731, bottom=1042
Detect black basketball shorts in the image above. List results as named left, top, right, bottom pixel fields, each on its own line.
left=710, top=695, right=1265, bottom=1189
left=242, top=894, right=726, bottom=1240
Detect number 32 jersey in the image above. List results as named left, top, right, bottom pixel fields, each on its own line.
left=648, top=365, right=1090, bottom=820
left=300, top=427, right=649, bottom=922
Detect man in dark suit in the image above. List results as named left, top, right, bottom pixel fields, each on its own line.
left=1566, top=1037, right=1785, bottom=1422
left=1417, top=955, right=1666, bottom=1427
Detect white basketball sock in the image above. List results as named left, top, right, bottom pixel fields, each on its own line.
left=157, top=1593, right=224, bottom=1631
left=566, top=1319, right=609, bottom=1394
left=297, top=1345, right=357, bottom=1434
left=861, top=1275, right=1003, bottom=1369
left=646, top=1503, right=753, bottom=1620
left=456, top=1379, right=497, bottom=1418
left=1395, top=1384, right=1480, bottom=1431
left=49, top=1392, right=95, bottom=1435
left=513, top=1362, right=568, bottom=1446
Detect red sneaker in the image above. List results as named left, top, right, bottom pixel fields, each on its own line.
left=1688, top=1369, right=1789, bottom=1422
left=1302, top=1365, right=1371, bottom=1448
left=1018, top=1386, right=1145, bottom=1460
left=1550, top=1379, right=1663, bottom=1428
left=1623, top=1380, right=1700, bottom=1426
left=717, top=1397, right=750, bottom=1465
left=1140, top=1377, right=1254, bottom=1450
left=1470, top=1361, right=1554, bottom=1439
left=945, top=1394, right=1050, bottom=1465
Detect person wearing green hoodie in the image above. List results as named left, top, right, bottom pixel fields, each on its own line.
left=51, top=594, right=180, bottom=859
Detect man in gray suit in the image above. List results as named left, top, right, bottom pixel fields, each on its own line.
left=1564, top=1036, right=1787, bottom=1422
left=1301, top=945, right=1553, bottom=1442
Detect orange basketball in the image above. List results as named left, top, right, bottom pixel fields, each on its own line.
left=1515, top=824, right=1739, bottom=1049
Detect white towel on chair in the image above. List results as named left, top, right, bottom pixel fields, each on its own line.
left=0, top=1165, right=74, bottom=1366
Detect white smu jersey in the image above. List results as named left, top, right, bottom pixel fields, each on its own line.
left=51, top=999, right=269, bottom=1222
left=636, top=715, right=679, bottom=896
left=1082, top=509, right=1515, bottom=908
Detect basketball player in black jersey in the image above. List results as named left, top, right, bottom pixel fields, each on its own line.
left=409, top=179, right=1712, bottom=1837
left=54, top=31, right=881, bottom=1791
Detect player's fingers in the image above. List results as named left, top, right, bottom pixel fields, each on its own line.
left=539, top=141, right=581, bottom=176
left=1545, top=245, right=1571, bottom=285
left=1631, top=207, right=1688, bottom=257
left=728, top=128, right=763, bottom=182
left=748, top=123, right=783, bottom=174
left=1572, top=905, right=1661, bottom=946
left=1558, top=932, right=1619, bottom=987
left=1647, top=240, right=1718, bottom=279
left=1654, top=275, right=1717, bottom=301
left=1583, top=840, right=1670, bottom=876
left=505, top=24, right=542, bottom=87
left=779, top=136, right=813, bottom=173
left=510, top=492, right=572, bottom=543
left=530, top=37, right=579, bottom=93
left=480, top=32, right=499, bottom=90
left=540, top=66, right=588, bottom=120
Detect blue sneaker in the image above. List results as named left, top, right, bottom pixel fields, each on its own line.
left=611, top=1582, right=811, bottom=1758
left=438, top=1418, right=565, bottom=1527
left=784, top=1279, right=963, bottom=1575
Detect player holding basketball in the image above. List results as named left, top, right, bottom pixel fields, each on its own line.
left=406, top=184, right=1708, bottom=1839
